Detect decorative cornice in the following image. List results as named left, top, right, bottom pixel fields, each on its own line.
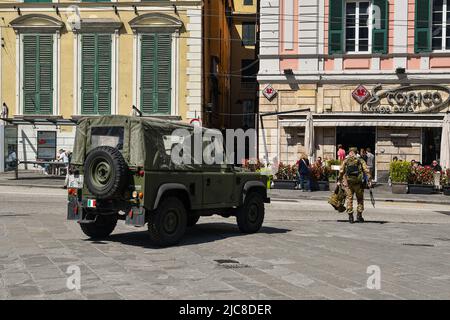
left=10, top=14, right=63, bottom=33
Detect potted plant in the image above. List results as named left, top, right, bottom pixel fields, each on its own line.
left=408, top=165, right=435, bottom=194
left=310, top=163, right=331, bottom=191
left=389, top=161, right=411, bottom=194
left=326, top=159, right=342, bottom=191
left=441, top=169, right=450, bottom=195
left=272, top=163, right=297, bottom=189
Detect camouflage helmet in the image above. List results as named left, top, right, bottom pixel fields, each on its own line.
left=349, top=147, right=358, bottom=153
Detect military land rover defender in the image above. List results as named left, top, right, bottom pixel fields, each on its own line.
left=67, top=116, right=270, bottom=247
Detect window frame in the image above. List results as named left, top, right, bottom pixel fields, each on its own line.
left=18, top=32, right=58, bottom=116
left=134, top=31, right=179, bottom=116
left=431, top=0, right=450, bottom=52
left=242, top=100, right=255, bottom=128
left=75, top=31, right=118, bottom=116
left=242, top=22, right=256, bottom=46
left=344, top=0, right=373, bottom=54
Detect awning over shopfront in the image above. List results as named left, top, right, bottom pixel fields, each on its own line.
left=278, top=113, right=445, bottom=128
left=0, top=116, right=78, bottom=126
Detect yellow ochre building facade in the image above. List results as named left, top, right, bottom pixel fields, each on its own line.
left=0, top=0, right=203, bottom=165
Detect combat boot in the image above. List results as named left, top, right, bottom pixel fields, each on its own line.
left=357, top=213, right=365, bottom=223
left=348, top=213, right=354, bottom=224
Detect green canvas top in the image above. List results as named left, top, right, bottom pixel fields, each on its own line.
left=72, top=115, right=209, bottom=171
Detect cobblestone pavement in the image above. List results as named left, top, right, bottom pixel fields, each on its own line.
left=0, top=185, right=449, bottom=300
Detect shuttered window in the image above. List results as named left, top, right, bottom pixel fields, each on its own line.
left=140, top=34, right=171, bottom=115
left=329, top=0, right=389, bottom=54
left=23, top=35, right=53, bottom=115
left=372, top=0, right=389, bottom=53
left=415, top=0, right=432, bottom=52
left=81, top=34, right=111, bottom=115
left=329, top=0, right=344, bottom=54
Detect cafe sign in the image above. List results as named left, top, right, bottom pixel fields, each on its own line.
left=361, top=84, right=450, bottom=113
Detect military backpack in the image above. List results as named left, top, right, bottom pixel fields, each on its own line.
left=345, top=157, right=363, bottom=185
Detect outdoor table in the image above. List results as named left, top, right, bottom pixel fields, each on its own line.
left=19, top=160, right=68, bottom=176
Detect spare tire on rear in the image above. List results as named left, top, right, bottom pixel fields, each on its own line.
left=84, top=146, right=128, bottom=199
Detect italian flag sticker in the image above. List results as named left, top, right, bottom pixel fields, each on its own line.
left=87, top=199, right=97, bottom=208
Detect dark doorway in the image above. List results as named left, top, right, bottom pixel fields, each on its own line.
left=422, top=128, right=442, bottom=166
left=336, top=127, right=376, bottom=155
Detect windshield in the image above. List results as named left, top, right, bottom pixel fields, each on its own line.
left=91, top=127, right=124, bottom=150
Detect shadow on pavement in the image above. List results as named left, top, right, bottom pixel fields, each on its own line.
left=335, top=219, right=389, bottom=224
left=87, top=222, right=291, bottom=249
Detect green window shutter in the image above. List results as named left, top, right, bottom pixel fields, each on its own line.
left=81, top=35, right=96, bottom=114
left=23, top=34, right=53, bottom=115
left=140, top=34, right=155, bottom=114
left=372, top=0, right=389, bottom=54
left=140, top=34, right=171, bottom=115
left=97, top=35, right=112, bottom=115
left=81, top=34, right=111, bottom=115
left=328, top=0, right=344, bottom=54
left=156, top=34, right=171, bottom=114
left=38, top=35, right=53, bottom=114
left=23, top=35, right=38, bottom=114
left=415, top=0, right=431, bottom=53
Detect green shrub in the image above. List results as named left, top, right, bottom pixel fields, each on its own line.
left=389, top=161, right=411, bottom=183
left=325, top=159, right=342, bottom=181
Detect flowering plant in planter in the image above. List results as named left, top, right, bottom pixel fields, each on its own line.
left=409, top=166, right=434, bottom=185
left=275, top=163, right=297, bottom=180
left=242, top=158, right=265, bottom=172
left=310, top=164, right=331, bottom=182
left=440, top=169, right=450, bottom=186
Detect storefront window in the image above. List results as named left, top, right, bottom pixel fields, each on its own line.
left=345, top=1, right=372, bottom=53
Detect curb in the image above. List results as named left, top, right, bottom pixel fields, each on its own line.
left=269, top=194, right=450, bottom=206
left=0, top=182, right=64, bottom=189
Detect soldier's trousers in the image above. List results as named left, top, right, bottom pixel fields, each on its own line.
left=344, top=183, right=364, bottom=214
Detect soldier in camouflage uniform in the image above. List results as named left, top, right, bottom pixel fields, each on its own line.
left=338, top=147, right=372, bottom=224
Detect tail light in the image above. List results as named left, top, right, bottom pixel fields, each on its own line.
left=138, top=170, right=145, bottom=177
left=68, top=188, right=77, bottom=196
left=139, top=192, right=144, bottom=199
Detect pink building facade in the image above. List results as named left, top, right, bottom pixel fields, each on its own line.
left=258, top=0, right=450, bottom=181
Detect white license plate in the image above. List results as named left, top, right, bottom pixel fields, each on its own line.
left=68, top=174, right=84, bottom=189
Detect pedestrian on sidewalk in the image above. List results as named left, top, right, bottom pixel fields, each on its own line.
left=298, top=154, right=311, bottom=192
left=366, top=148, right=375, bottom=179
left=431, top=160, right=442, bottom=172
left=337, top=145, right=346, bottom=161
left=338, top=147, right=372, bottom=224
left=58, top=149, right=70, bottom=189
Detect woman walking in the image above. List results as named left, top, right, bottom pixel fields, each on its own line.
left=298, top=154, right=311, bottom=192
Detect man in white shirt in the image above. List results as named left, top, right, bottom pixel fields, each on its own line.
left=58, top=149, right=70, bottom=188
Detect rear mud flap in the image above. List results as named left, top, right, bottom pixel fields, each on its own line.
left=67, top=198, right=82, bottom=221
left=125, top=207, right=146, bottom=227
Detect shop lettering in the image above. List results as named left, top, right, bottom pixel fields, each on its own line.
left=363, top=84, right=450, bottom=114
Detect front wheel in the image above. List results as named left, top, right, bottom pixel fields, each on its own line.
left=148, top=197, right=187, bottom=247
left=80, top=212, right=118, bottom=239
left=236, top=192, right=265, bottom=234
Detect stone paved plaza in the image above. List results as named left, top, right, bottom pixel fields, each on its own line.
left=0, top=185, right=449, bottom=300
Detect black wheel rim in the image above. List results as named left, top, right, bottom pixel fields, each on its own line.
left=248, top=203, right=259, bottom=224
left=163, top=209, right=179, bottom=235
